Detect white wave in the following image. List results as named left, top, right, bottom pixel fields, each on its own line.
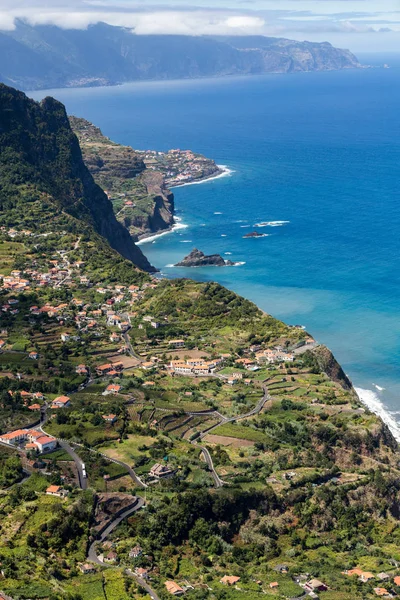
left=221, top=234, right=227, bottom=237
left=234, top=220, right=247, bottom=223
left=136, top=217, right=188, bottom=245
left=254, top=220, right=290, bottom=228
left=373, top=383, right=386, bottom=391
left=214, top=212, right=223, bottom=215
left=240, top=225, right=251, bottom=228
left=233, top=261, right=246, bottom=266
left=355, top=387, right=400, bottom=442
left=165, top=264, right=175, bottom=268
left=224, top=252, right=232, bottom=255
left=180, top=240, right=192, bottom=243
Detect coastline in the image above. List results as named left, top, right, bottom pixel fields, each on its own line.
left=136, top=165, right=234, bottom=246
left=136, top=216, right=187, bottom=245
left=355, top=387, right=400, bottom=442
left=169, top=165, right=234, bottom=189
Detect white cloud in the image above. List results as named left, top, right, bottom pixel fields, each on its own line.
left=0, top=0, right=399, bottom=51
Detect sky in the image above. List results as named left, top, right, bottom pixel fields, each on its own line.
left=0, top=0, right=399, bottom=52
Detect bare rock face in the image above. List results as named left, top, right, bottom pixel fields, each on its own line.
left=176, top=248, right=235, bottom=267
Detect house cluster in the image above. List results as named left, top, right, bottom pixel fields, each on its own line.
left=0, top=271, right=30, bottom=292
left=168, top=356, right=224, bottom=376
left=96, top=361, right=124, bottom=377
left=253, top=347, right=295, bottom=365
left=343, top=568, right=400, bottom=597
left=0, top=428, right=57, bottom=453
left=7, top=389, right=44, bottom=411
left=134, top=148, right=218, bottom=187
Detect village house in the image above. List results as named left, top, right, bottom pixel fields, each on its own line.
left=103, top=384, right=122, bottom=396
left=104, top=551, right=118, bottom=564
left=373, top=588, right=390, bottom=597
left=149, top=463, right=174, bottom=479
left=305, top=579, right=328, bottom=592
left=34, top=435, right=58, bottom=453
left=220, top=576, right=240, bottom=586
left=269, top=582, right=279, bottom=589
left=102, top=414, right=117, bottom=423
left=51, top=396, right=71, bottom=409
left=168, top=339, right=185, bottom=348
left=129, top=545, right=143, bottom=559
left=76, top=364, right=88, bottom=375
left=46, top=485, right=68, bottom=498
left=79, top=564, right=96, bottom=574
left=169, top=361, right=192, bottom=375
left=360, top=572, right=375, bottom=583
left=29, top=351, right=38, bottom=360
left=96, top=363, right=113, bottom=376
left=135, top=567, right=149, bottom=579
left=165, top=581, right=184, bottom=596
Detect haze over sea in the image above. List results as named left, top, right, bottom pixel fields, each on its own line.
left=31, top=55, right=400, bottom=438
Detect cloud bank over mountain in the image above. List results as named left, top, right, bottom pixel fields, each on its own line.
left=0, top=0, right=399, bottom=50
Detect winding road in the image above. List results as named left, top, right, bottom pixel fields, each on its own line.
left=193, top=385, right=270, bottom=488
left=87, top=496, right=161, bottom=600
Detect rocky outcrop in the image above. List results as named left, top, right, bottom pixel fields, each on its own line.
left=132, top=171, right=175, bottom=240
left=312, top=345, right=353, bottom=391
left=243, top=231, right=268, bottom=239
left=176, top=248, right=235, bottom=267
left=71, top=117, right=175, bottom=241
left=0, top=84, right=155, bottom=272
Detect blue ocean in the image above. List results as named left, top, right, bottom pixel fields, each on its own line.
left=30, top=55, right=400, bottom=438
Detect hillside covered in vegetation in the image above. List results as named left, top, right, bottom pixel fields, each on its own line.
left=0, top=84, right=400, bottom=600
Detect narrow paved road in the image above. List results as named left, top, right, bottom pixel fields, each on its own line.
left=199, top=386, right=269, bottom=440
left=194, top=385, right=270, bottom=488
left=87, top=497, right=144, bottom=563
left=87, top=496, right=161, bottom=600
left=58, top=440, right=88, bottom=490
left=34, top=404, right=88, bottom=490
left=199, top=446, right=224, bottom=488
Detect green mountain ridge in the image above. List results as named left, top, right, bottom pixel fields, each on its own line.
left=0, top=21, right=362, bottom=91
left=0, top=84, right=156, bottom=272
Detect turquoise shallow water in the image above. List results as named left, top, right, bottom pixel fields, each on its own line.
left=30, top=59, right=400, bottom=437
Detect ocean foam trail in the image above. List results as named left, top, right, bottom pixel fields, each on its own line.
left=136, top=217, right=188, bottom=245
left=355, top=387, right=400, bottom=442
left=373, top=383, right=386, bottom=391
left=254, top=220, right=290, bottom=228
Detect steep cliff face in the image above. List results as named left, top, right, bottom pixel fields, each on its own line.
left=312, top=345, right=353, bottom=391
left=71, top=117, right=175, bottom=240
left=131, top=171, right=175, bottom=240
left=0, top=84, right=155, bottom=272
